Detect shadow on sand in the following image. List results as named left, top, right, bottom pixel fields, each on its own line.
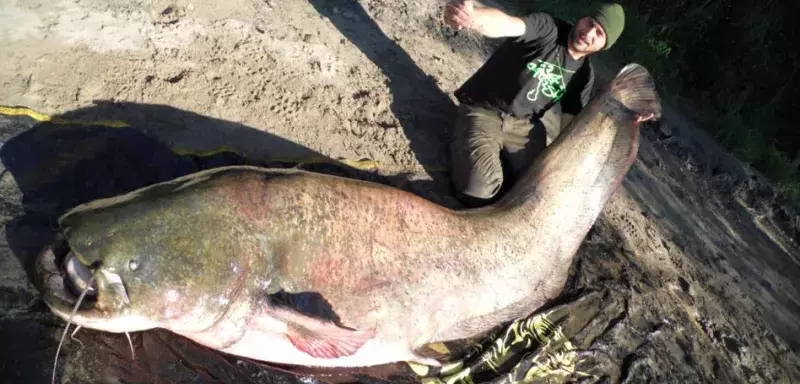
left=0, top=101, right=434, bottom=384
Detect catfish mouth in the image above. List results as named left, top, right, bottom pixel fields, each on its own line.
left=37, top=236, right=100, bottom=314
left=37, top=235, right=160, bottom=333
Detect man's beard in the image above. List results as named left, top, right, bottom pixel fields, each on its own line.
left=569, top=28, right=593, bottom=54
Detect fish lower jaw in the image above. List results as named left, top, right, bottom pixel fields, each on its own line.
left=43, top=296, right=157, bottom=333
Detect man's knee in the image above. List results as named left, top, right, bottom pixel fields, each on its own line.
left=448, top=104, right=505, bottom=204
left=449, top=141, right=504, bottom=203
left=453, top=166, right=503, bottom=200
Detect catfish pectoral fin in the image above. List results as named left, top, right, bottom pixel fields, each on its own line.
left=268, top=307, right=376, bottom=359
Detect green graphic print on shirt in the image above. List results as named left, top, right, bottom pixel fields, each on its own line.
left=525, top=59, right=575, bottom=103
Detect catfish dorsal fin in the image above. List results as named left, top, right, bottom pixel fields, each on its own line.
left=609, top=63, right=662, bottom=120
left=269, top=307, right=375, bottom=359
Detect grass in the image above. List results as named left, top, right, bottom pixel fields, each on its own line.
left=708, top=113, right=800, bottom=200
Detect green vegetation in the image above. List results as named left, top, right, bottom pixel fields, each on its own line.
left=505, top=0, right=800, bottom=199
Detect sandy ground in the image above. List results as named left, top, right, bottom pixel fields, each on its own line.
left=1, top=0, right=800, bottom=383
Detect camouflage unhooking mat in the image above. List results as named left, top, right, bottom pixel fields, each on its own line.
left=0, top=103, right=640, bottom=384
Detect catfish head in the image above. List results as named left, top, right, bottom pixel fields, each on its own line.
left=37, top=171, right=264, bottom=334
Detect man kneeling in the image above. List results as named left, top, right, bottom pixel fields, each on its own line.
left=444, top=1, right=626, bottom=207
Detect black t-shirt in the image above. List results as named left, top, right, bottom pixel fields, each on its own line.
left=454, top=13, right=594, bottom=119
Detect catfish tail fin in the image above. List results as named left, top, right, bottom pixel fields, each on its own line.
left=610, top=63, right=662, bottom=120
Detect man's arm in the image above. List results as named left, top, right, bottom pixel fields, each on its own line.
left=444, top=0, right=526, bottom=38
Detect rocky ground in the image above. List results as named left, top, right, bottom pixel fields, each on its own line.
left=1, top=0, right=799, bottom=383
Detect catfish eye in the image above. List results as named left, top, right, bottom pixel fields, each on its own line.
left=129, top=260, right=140, bottom=271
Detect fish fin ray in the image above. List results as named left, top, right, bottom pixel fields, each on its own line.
left=271, top=307, right=375, bottom=359
left=610, top=63, right=662, bottom=120
left=286, top=322, right=373, bottom=359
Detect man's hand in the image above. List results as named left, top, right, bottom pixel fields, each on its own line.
left=444, top=0, right=475, bottom=31
left=443, top=0, right=526, bottom=38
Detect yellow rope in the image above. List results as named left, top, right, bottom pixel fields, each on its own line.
left=0, top=105, right=130, bottom=127
left=0, top=105, right=388, bottom=171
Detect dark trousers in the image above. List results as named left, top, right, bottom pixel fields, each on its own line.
left=449, top=103, right=562, bottom=206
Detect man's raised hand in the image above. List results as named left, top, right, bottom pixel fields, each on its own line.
left=444, top=0, right=476, bottom=31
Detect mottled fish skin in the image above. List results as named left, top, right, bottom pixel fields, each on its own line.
left=39, top=64, right=661, bottom=368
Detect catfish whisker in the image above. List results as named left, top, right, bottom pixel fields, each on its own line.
left=69, top=325, right=84, bottom=348
left=52, top=275, right=94, bottom=384
left=125, top=331, right=136, bottom=360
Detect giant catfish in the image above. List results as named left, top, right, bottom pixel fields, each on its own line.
left=37, top=63, right=661, bottom=368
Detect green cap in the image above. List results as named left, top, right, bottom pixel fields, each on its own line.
left=588, top=2, right=625, bottom=49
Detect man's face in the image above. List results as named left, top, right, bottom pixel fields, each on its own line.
left=570, top=17, right=607, bottom=54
